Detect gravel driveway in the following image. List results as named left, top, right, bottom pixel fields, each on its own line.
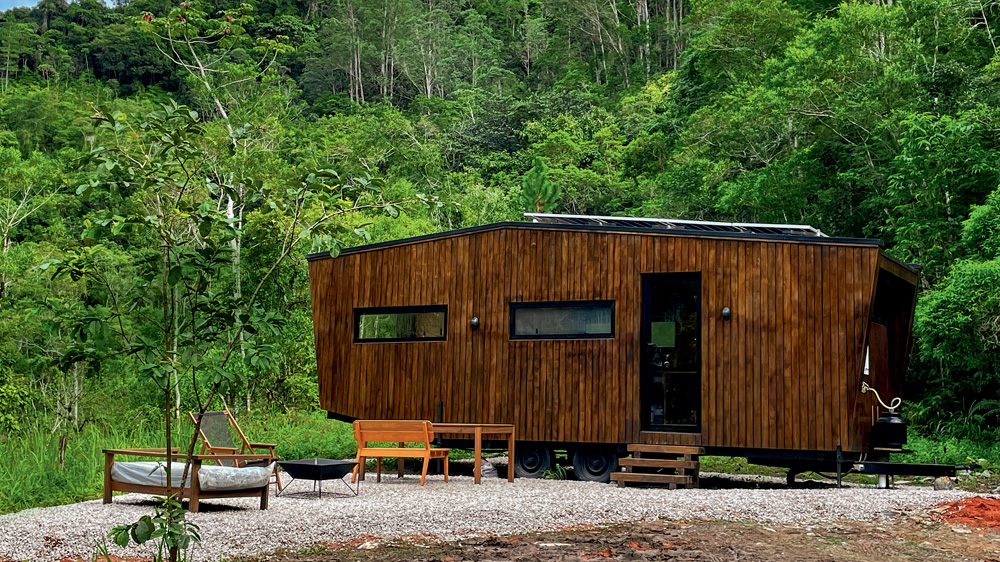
left=0, top=473, right=971, bottom=562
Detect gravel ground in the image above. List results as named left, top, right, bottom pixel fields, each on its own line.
left=0, top=473, right=972, bottom=562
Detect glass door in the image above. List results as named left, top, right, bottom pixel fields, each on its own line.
left=641, top=273, right=701, bottom=432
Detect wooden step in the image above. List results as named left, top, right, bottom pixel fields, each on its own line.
left=626, top=444, right=705, bottom=455
left=610, top=472, right=693, bottom=485
left=618, top=458, right=699, bottom=470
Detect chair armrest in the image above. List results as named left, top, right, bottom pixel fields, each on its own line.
left=102, top=448, right=181, bottom=458
left=102, top=449, right=271, bottom=463
left=248, top=443, right=277, bottom=449
left=192, top=453, right=276, bottom=462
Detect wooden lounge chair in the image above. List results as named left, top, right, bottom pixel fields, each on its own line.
left=189, top=409, right=283, bottom=491
left=103, top=448, right=273, bottom=512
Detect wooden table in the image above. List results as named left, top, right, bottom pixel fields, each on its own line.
left=432, top=423, right=515, bottom=484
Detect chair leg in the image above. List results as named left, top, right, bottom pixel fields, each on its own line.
left=444, top=456, right=449, bottom=483
left=273, top=462, right=284, bottom=492
left=352, top=456, right=366, bottom=483
left=260, top=488, right=269, bottom=510
left=104, top=453, right=114, bottom=504
left=376, top=457, right=382, bottom=483
left=190, top=461, right=201, bottom=512
left=420, top=457, right=429, bottom=486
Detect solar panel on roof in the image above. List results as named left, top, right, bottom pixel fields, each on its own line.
left=524, top=213, right=827, bottom=237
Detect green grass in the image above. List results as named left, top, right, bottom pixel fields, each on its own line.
left=6, top=413, right=1000, bottom=514
left=892, top=428, right=1000, bottom=467
left=239, top=410, right=357, bottom=461
left=0, top=410, right=357, bottom=515
left=0, top=420, right=168, bottom=514
left=699, top=456, right=786, bottom=477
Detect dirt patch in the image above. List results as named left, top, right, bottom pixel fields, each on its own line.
left=250, top=517, right=1000, bottom=562
left=937, top=497, right=1000, bottom=530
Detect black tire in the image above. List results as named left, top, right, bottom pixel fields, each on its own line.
left=514, top=445, right=553, bottom=478
left=572, top=448, right=618, bottom=483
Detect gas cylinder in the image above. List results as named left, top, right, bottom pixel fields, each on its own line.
left=871, top=409, right=907, bottom=450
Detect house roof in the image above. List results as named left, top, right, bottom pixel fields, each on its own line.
left=306, top=214, right=879, bottom=262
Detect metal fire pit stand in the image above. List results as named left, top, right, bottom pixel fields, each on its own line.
left=277, top=459, right=360, bottom=498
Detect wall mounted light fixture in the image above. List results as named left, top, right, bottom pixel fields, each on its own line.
left=471, top=316, right=480, bottom=329
left=721, top=307, right=732, bottom=321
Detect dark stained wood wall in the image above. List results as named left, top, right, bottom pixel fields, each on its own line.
left=310, top=225, right=906, bottom=454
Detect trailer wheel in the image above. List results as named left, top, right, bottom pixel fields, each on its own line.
left=514, top=445, right=553, bottom=478
left=572, top=448, right=618, bottom=483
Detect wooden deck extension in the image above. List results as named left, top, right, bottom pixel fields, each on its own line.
left=610, top=444, right=703, bottom=489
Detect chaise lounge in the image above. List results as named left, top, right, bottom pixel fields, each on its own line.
left=103, top=448, right=274, bottom=512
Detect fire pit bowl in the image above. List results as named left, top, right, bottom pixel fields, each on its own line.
left=277, top=459, right=359, bottom=498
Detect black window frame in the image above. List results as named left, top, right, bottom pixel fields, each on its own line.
left=509, top=300, right=616, bottom=340
left=353, top=305, right=448, bottom=343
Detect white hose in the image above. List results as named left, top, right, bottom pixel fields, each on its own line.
left=861, top=381, right=902, bottom=411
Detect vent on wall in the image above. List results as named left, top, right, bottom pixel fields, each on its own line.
left=525, top=213, right=827, bottom=238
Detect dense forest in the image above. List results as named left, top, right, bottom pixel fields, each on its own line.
left=2, top=0, right=1000, bottom=511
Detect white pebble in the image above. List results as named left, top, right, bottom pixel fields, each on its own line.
left=0, top=473, right=972, bottom=561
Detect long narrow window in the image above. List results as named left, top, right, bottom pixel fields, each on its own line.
left=510, top=301, right=615, bottom=339
left=354, top=306, right=447, bottom=342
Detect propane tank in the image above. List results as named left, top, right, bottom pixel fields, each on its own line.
left=871, top=409, right=907, bottom=450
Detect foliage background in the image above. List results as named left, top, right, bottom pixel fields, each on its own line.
left=2, top=0, right=1000, bottom=512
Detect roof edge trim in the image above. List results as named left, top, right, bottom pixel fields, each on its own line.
left=878, top=251, right=922, bottom=281
left=306, top=221, right=881, bottom=261
left=525, top=212, right=827, bottom=237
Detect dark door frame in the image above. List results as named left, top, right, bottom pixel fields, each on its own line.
left=640, top=272, right=702, bottom=433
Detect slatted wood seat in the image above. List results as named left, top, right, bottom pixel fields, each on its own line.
left=351, top=420, right=450, bottom=486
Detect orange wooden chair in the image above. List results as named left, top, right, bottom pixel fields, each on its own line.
left=351, top=420, right=450, bottom=485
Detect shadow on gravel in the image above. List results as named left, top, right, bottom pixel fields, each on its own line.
left=109, top=497, right=249, bottom=512
left=424, top=463, right=841, bottom=489
left=698, top=475, right=840, bottom=490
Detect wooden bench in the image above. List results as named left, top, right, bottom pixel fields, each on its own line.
left=352, top=420, right=450, bottom=486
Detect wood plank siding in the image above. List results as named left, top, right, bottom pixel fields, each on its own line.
left=309, top=224, right=915, bottom=454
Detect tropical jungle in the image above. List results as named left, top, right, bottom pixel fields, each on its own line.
left=1, top=0, right=1000, bottom=516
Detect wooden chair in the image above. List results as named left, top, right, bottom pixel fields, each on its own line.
left=352, top=420, right=450, bottom=486
left=189, top=409, right=283, bottom=491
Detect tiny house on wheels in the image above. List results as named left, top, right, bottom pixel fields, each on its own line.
left=307, top=214, right=920, bottom=484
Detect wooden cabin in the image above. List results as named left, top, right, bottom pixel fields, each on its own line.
left=307, top=214, right=919, bottom=483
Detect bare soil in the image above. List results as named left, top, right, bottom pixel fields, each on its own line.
left=255, top=516, right=1000, bottom=562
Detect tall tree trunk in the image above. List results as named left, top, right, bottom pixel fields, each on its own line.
left=676, top=0, right=685, bottom=70
left=345, top=2, right=365, bottom=103
left=635, top=0, right=650, bottom=78
left=0, top=231, right=10, bottom=300
left=173, top=286, right=181, bottom=418
left=379, top=3, right=397, bottom=100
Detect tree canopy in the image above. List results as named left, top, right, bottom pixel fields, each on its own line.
left=2, top=0, right=1000, bottom=456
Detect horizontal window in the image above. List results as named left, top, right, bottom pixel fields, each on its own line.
left=511, top=301, right=615, bottom=339
left=354, top=306, right=447, bottom=342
